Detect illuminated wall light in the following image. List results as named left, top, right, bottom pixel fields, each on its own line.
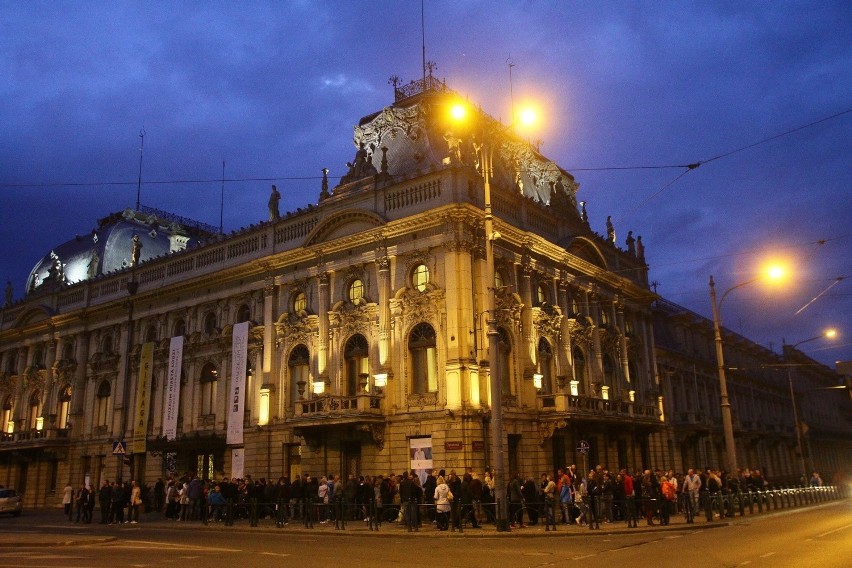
left=629, top=390, right=636, bottom=402
left=569, top=380, right=579, bottom=397
left=312, top=380, right=325, bottom=395
left=259, top=389, right=270, bottom=426
left=36, top=416, right=44, bottom=431
left=373, top=373, right=388, bottom=388
left=533, top=373, right=543, bottom=391
left=601, top=385, right=610, bottom=400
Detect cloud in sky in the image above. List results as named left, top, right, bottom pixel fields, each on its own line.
left=1, top=0, right=849, bottom=365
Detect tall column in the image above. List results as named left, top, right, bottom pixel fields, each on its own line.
left=616, top=300, right=631, bottom=392
left=41, top=336, right=57, bottom=424
left=588, top=288, right=604, bottom=389
left=519, top=260, right=535, bottom=376
left=376, top=255, right=391, bottom=370
left=317, top=272, right=330, bottom=382
left=262, top=278, right=278, bottom=422
left=557, top=279, right=572, bottom=384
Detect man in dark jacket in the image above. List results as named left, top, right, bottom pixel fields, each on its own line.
left=99, top=480, right=112, bottom=524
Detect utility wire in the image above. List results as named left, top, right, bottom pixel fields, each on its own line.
left=4, top=106, right=849, bottom=190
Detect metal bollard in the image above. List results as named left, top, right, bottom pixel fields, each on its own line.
left=225, top=498, right=233, bottom=526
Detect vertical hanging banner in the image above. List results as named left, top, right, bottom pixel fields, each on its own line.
left=231, top=448, right=245, bottom=479
left=227, top=321, right=249, bottom=445
left=410, top=437, right=433, bottom=486
left=132, top=342, right=155, bottom=454
left=162, top=336, right=183, bottom=441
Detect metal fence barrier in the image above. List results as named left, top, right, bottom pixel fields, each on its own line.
left=188, top=484, right=841, bottom=531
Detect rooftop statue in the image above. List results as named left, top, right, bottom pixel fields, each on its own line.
left=268, top=184, right=281, bottom=221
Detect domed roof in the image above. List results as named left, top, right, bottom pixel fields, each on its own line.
left=27, top=207, right=216, bottom=294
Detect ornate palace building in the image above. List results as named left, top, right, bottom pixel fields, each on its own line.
left=1, top=77, right=848, bottom=506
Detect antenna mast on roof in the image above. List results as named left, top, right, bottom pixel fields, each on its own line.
left=507, top=58, right=516, bottom=131
left=135, top=128, right=145, bottom=210
left=421, top=0, right=427, bottom=84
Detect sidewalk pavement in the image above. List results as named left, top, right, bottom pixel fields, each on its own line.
left=0, top=507, right=729, bottom=546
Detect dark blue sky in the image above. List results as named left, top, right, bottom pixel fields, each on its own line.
left=1, top=1, right=850, bottom=367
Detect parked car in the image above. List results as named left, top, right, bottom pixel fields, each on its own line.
left=0, top=488, right=23, bottom=516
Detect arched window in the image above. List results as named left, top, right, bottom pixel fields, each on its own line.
left=572, top=347, right=586, bottom=393
left=1, top=396, right=12, bottom=434
left=101, top=335, right=113, bottom=355
left=537, top=338, right=553, bottom=394
left=599, top=307, right=610, bottom=328
left=144, top=326, right=157, bottom=344
left=292, top=291, right=307, bottom=313
left=62, top=340, right=75, bottom=361
left=536, top=283, right=549, bottom=306
left=173, top=318, right=186, bottom=337
left=412, top=264, right=430, bottom=292
left=289, top=345, right=310, bottom=403
left=32, top=346, right=45, bottom=369
left=199, top=363, right=218, bottom=416
left=348, top=279, right=365, bottom=305
left=58, top=385, right=72, bottom=429
left=344, top=334, right=369, bottom=396
left=96, top=380, right=111, bottom=428
left=236, top=304, right=251, bottom=323
left=494, top=269, right=505, bottom=290
left=204, top=312, right=218, bottom=337
left=603, top=354, right=615, bottom=388
left=497, top=327, right=512, bottom=395
left=409, top=323, right=437, bottom=394
left=28, top=391, right=41, bottom=430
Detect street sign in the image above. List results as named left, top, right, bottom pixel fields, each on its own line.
left=112, top=441, right=127, bottom=455
left=576, top=440, right=590, bottom=455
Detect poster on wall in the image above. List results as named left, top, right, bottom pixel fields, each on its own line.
left=409, top=437, right=433, bottom=485
left=231, top=448, right=245, bottom=479
left=132, top=342, right=155, bottom=454
left=162, top=336, right=183, bottom=440
left=226, top=321, right=249, bottom=445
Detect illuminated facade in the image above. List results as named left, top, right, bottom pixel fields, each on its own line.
left=6, top=78, right=844, bottom=508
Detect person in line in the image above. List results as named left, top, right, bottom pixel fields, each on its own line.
left=434, top=475, right=451, bottom=531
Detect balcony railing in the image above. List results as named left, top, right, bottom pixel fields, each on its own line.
left=536, top=393, right=660, bottom=422
left=0, top=427, right=71, bottom=448
left=295, top=393, right=382, bottom=418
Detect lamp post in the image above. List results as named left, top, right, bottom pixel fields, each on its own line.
left=450, top=101, right=538, bottom=532
left=785, top=329, right=837, bottom=482
left=709, top=269, right=783, bottom=475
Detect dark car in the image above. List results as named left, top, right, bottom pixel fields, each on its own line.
left=0, top=488, right=23, bottom=516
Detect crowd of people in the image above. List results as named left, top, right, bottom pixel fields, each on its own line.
left=59, top=465, right=838, bottom=529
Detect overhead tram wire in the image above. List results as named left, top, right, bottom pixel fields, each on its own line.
left=0, top=175, right=329, bottom=189
left=4, top=106, right=850, bottom=191
left=613, top=106, right=852, bottom=222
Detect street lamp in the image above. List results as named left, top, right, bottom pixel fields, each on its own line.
left=709, top=267, right=784, bottom=475
left=450, top=100, right=538, bottom=532
left=786, top=329, right=837, bottom=482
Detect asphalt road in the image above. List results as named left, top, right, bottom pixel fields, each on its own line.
left=1, top=501, right=849, bottom=568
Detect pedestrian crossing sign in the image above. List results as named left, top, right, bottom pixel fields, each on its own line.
left=112, top=441, right=127, bottom=455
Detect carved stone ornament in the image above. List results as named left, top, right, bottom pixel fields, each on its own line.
left=22, top=367, right=45, bottom=391
left=0, top=372, right=15, bottom=395
left=537, top=419, right=569, bottom=446
left=494, top=289, right=522, bottom=330
left=393, top=287, right=444, bottom=330
left=329, top=303, right=379, bottom=340
left=277, top=316, right=318, bottom=350
left=532, top=305, right=563, bottom=338
left=568, top=319, right=596, bottom=346
left=407, top=392, right=439, bottom=409
left=357, top=423, right=386, bottom=451
left=354, top=105, right=425, bottom=150
left=601, top=329, right=622, bottom=356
